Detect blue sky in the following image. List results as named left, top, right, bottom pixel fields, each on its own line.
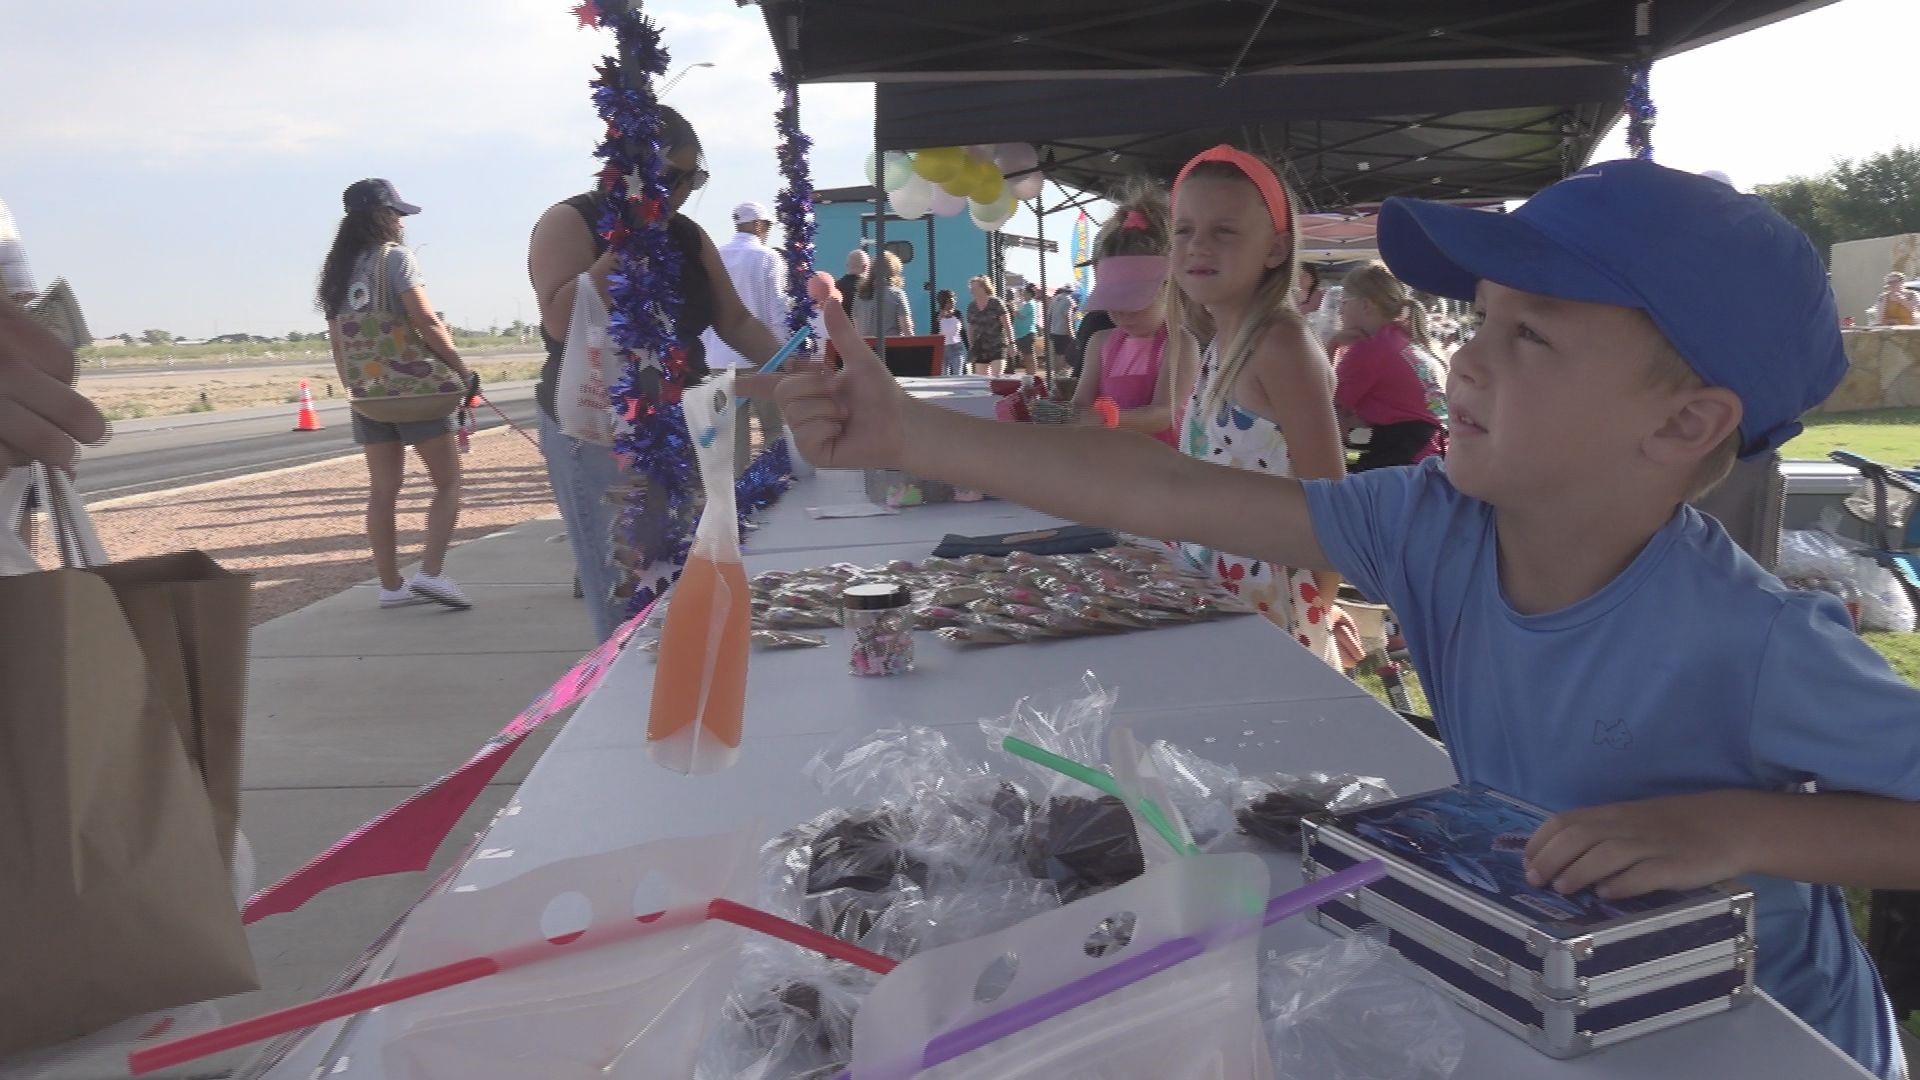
left=1, top=0, right=1907, bottom=340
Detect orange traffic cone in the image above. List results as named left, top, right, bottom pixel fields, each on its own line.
left=292, top=379, right=323, bottom=431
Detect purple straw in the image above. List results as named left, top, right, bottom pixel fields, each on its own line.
left=836, top=859, right=1387, bottom=1079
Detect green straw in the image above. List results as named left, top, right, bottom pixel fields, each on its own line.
left=1000, top=736, right=1199, bottom=856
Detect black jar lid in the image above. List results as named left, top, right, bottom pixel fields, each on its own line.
left=843, top=581, right=911, bottom=610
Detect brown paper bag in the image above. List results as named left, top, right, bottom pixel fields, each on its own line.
left=0, top=561, right=259, bottom=1056
left=92, top=551, right=252, bottom=865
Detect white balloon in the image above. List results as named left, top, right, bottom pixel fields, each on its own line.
left=996, top=143, right=1043, bottom=202
left=994, top=142, right=1039, bottom=174
left=967, top=144, right=998, bottom=161
left=890, top=175, right=934, bottom=219
left=929, top=188, right=969, bottom=217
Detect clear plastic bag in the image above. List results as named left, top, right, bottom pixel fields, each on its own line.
left=1234, top=773, right=1395, bottom=853
left=1145, top=739, right=1246, bottom=851
left=805, top=725, right=1001, bottom=808
left=979, top=672, right=1117, bottom=799
left=1261, top=931, right=1464, bottom=1080
left=696, top=935, right=879, bottom=1080
left=1779, top=528, right=1916, bottom=632
left=373, top=830, right=755, bottom=1080
left=648, top=373, right=751, bottom=774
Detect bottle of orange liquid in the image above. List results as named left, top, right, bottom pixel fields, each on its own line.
left=647, top=374, right=751, bottom=774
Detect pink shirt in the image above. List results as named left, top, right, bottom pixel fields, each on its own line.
left=1101, top=326, right=1175, bottom=446
left=1334, top=323, right=1447, bottom=458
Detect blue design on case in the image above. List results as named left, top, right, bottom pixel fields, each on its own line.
left=1341, top=786, right=1701, bottom=928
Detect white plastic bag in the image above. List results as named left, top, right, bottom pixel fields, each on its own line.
left=849, top=853, right=1273, bottom=1080
left=556, top=272, right=617, bottom=446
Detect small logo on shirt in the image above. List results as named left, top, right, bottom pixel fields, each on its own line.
left=1592, top=715, right=1633, bottom=749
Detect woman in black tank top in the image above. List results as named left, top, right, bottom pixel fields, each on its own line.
left=526, top=105, right=792, bottom=643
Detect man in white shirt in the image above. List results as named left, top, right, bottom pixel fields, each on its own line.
left=702, top=202, right=789, bottom=468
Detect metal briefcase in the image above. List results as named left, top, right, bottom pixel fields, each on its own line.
left=1301, top=784, right=1755, bottom=1058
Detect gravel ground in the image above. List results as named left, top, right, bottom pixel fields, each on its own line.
left=35, top=427, right=557, bottom=625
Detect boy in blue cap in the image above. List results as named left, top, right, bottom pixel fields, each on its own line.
left=779, top=159, right=1920, bottom=1077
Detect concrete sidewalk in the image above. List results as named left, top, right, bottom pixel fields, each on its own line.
left=199, top=513, right=597, bottom=1075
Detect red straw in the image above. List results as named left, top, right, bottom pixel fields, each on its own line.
left=708, top=898, right=897, bottom=975
left=129, top=900, right=893, bottom=1076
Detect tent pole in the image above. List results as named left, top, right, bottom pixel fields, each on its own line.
left=1036, top=197, right=1052, bottom=383
left=872, top=122, right=887, bottom=369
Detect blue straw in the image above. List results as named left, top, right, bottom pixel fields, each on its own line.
left=696, top=326, right=811, bottom=448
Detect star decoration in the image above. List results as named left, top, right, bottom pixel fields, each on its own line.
left=572, top=1, right=600, bottom=29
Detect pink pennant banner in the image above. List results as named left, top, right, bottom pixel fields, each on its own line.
left=242, top=609, right=650, bottom=924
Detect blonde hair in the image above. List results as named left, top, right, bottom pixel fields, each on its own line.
left=1093, top=178, right=1172, bottom=260
left=1342, top=262, right=1444, bottom=360
left=1642, top=324, right=1742, bottom=500
left=859, top=251, right=903, bottom=300
left=968, top=274, right=996, bottom=298
left=1178, top=156, right=1307, bottom=423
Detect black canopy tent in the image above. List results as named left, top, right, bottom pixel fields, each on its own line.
left=872, top=66, right=1623, bottom=208
left=759, top=0, right=1834, bottom=84
left=759, top=0, right=1838, bottom=207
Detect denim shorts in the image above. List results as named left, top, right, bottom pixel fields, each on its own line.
left=350, top=411, right=455, bottom=446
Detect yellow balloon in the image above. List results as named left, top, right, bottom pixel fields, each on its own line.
left=940, top=176, right=973, bottom=198
left=913, top=147, right=963, bottom=183
left=971, top=168, right=1005, bottom=204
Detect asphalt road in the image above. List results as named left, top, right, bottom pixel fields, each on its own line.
left=72, top=382, right=544, bottom=502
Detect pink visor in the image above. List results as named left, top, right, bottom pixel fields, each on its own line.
left=1083, top=255, right=1169, bottom=313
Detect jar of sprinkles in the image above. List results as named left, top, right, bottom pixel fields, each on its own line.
left=844, top=582, right=914, bottom=676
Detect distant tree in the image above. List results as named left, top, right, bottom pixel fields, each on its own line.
left=1824, top=146, right=1920, bottom=244
left=286, top=331, right=305, bottom=343
left=1753, top=176, right=1832, bottom=258
left=1756, top=145, right=1920, bottom=263
left=118, top=333, right=135, bottom=346
left=488, top=324, right=500, bottom=337
left=141, top=329, right=173, bottom=345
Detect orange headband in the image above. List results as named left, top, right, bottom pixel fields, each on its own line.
left=1172, top=144, right=1292, bottom=236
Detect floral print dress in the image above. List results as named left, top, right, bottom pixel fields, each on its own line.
left=1178, top=343, right=1338, bottom=665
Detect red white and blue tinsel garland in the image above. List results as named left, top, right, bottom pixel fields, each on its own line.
left=771, top=70, right=819, bottom=336
left=585, top=4, right=791, bottom=619
left=1625, top=61, right=1656, bottom=161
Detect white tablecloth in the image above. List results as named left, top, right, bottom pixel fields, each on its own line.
left=262, top=476, right=1873, bottom=1080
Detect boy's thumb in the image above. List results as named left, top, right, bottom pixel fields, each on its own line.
left=810, top=272, right=890, bottom=378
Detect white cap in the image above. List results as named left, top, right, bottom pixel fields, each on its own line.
left=733, top=201, right=772, bottom=225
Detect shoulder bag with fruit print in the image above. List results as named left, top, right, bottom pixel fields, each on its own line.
left=330, top=243, right=464, bottom=423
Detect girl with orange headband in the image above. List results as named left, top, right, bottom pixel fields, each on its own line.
left=1069, top=181, right=1198, bottom=445
left=1171, top=146, right=1349, bottom=667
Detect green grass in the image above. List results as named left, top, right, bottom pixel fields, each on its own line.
left=1788, top=407, right=1920, bottom=467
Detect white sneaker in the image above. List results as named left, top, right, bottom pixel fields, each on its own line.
left=379, top=585, right=428, bottom=609
left=410, top=573, right=472, bottom=610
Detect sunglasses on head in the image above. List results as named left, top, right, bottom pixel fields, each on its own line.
left=663, top=166, right=709, bottom=192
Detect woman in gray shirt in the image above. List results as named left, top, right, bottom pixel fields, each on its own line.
left=852, top=251, right=914, bottom=339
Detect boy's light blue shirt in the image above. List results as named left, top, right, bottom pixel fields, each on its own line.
left=1304, top=458, right=1920, bottom=1078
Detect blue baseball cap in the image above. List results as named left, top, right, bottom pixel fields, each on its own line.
left=1378, top=159, right=1846, bottom=458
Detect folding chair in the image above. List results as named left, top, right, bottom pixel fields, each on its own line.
left=1826, top=450, right=1920, bottom=611
left=1688, top=450, right=1784, bottom=572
